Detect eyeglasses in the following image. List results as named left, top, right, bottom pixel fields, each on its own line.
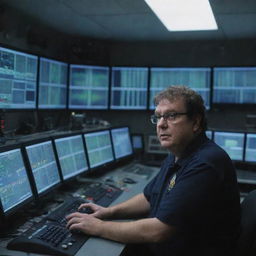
left=150, top=112, right=188, bottom=124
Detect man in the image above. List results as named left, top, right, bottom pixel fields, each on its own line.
left=67, top=86, right=241, bottom=256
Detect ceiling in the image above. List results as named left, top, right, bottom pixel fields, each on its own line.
left=2, top=0, right=256, bottom=42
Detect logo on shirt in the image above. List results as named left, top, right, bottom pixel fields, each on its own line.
left=167, top=174, right=176, bottom=192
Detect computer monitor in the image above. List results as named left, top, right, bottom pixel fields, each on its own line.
left=131, top=134, right=144, bottom=151
left=84, top=130, right=114, bottom=169
left=111, top=127, right=133, bottom=160
left=53, top=134, right=89, bottom=181
left=213, top=67, right=256, bottom=104
left=0, top=147, right=33, bottom=216
left=69, top=64, right=109, bottom=109
left=0, top=46, right=38, bottom=109
left=24, top=140, right=61, bottom=197
left=38, top=57, right=68, bottom=109
left=214, top=131, right=245, bottom=161
left=150, top=67, right=211, bottom=109
left=245, top=133, right=256, bottom=163
left=111, top=67, right=148, bottom=110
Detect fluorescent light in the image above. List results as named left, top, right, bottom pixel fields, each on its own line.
left=144, top=0, right=218, bottom=31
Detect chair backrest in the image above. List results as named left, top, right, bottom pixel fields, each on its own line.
left=237, top=190, right=256, bottom=256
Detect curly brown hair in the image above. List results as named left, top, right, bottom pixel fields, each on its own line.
left=154, top=85, right=207, bottom=132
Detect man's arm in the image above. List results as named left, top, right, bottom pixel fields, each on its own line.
left=66, top=214, right=175, bottom=244
left=109, top=193, right=150, bottom=219
left=79, top=193, right=150, bottom=219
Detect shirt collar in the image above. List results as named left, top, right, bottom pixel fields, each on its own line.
left=166, top=153, right=181, bottom=173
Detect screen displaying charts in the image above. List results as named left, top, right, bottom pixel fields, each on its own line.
left=54, top=135, right=89, bottom=180
left=69, top=65, right=109, bottom=109
left=84, top=130, right=114, bottom=168
left=111, top=67, right=148, bottom=109
left=213, top=67, right=256, bottom=104
left=38, top=57, right=68, bottom=109
left=150, top=67, right=211, bottom=109
left=214, top=132, right=245, bottom=161
left=111, top=127, right=133, bottom=159
left=0, top=148, right=33, bottom=214
left=25, top=141, right=61, bottom=195
left=0, top=47, right=38, bottom=109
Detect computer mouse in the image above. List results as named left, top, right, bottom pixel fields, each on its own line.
left=122, top=177, right=137, bottom=184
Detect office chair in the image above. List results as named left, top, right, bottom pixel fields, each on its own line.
left=236, top=190, right=256, bottom=256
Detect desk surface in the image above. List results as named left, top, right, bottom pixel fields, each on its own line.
left=0, top=163, right=159, bottom=256
left=236, top=169, right=256, bottom=185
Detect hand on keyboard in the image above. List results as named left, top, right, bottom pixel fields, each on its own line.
left=66, top=211, right=103, bottom=237
left=78, top=202, right=110, bottom=219
left=78, top=206, right=94, bottom=214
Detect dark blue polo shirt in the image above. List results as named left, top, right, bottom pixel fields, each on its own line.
left=144, top=133, right=241, bottom=256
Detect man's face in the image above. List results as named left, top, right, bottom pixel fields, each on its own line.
left=155, top=98, right=199, bottom=157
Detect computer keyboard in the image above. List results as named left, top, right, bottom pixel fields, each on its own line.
left=7, top=184, right=123, bottom=256
left=46, top=197, right=91, bottom=225
left=7, top=219, right=89, bottom=256
left=82, top=183, right=123, bottom=207
left=46, top=184, right=123, bottom=226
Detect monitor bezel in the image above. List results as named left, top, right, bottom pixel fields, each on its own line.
left=83, top=128, right=115, bottom=175
left=51, top=132, right=90, bottom=182
left=21, top=137, right=62, bottom=199
left=0, top=143, right=35, bottom=217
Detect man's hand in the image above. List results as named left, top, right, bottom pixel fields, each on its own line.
left=66, top=212, right=103, bottom=236
left=78, top=202, right=112, bottom=219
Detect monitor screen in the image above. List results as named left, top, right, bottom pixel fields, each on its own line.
left=111, top=127, right=133, bottom=159
left=54, top=135, right=89, bottom=180
left=69, top=65, right=109, bottom=109
left=25, top=140, right=61, bottom=195
left=84, top=130, right=114, bottom=168
left=0, top=47, right=38, bottom=109
left=150, top=67, right=211, bottom=109
left=213, top=67, right=256, bottom=104
left=38, top=57, right=68, bottom=109
left=131, top=134, right=144, bottom=150
left=245, top=134, right=256, bottom=162
left=111, top=67, right=148, bottom=110
left=214, top=132, right=245, bottom=161
left=0, top=148, right=33, bottom=215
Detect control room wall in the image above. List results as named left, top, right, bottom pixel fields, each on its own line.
left=1, top=5, right=256, bottom=136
